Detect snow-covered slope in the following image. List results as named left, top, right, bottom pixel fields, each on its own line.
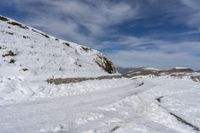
left=0, top=15, right=116, bottom=79
left=0, top=15, right=117, bottom=104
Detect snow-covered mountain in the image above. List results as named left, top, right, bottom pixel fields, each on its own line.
left=0, top=15, right=117, bottom=104
left=0, top=15, right=116, bottom=79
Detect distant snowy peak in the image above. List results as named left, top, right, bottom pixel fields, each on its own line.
left=170, top=67, right=193, bottom=71
left=0, top=15, right=117, bottom=79
left=173, top=67, right=190, bottom=69
left=142, top=67, right=160, bottom=71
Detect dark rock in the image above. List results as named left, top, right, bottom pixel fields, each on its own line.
left=63, top=42, right=70, bottom=47
left=8, top=21, right=28, bottom=29
left=32, top=29, right=50, bottom=38
left=95, top=55, right=117, bottom=74
left=9, top=59, right=15, bottom=63
left=22, top=68, right=28, bottom=71
left=0, top=16, right=8, bottom=21
left=81, top=46, right=91, bottom=52
left=6, top=32, right=14, bottom=35
left=2, top=50, right=16, bottom=57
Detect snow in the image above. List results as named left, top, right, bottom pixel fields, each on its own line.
left=173, top=67, right=191, bottom=69
left=0, top=16, right=115, bottom=80
left=0, top=76, right=199, bottom=133
left=0, top=16, right=117, bottom=104
left=143, top=67, right=160, bottom=71
left=1, top=16, right=200, bottom=133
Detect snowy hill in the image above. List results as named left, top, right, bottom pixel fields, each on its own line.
left=0, top=15, right=117, bottom=104
left=0, top=16, right=116, bottom=78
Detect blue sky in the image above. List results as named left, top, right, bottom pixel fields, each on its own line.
left=1, top=0, right=200, bottom=69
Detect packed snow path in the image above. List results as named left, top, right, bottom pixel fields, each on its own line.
left=0, top=77, right=200, bottom=133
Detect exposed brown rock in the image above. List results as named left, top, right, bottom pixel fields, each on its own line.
left=95, top=54, right=117, bottom=74
left=81, top=46, right=91, bottom=52
left=2, top=50, right=16, bottom=57
left=47, top=75, right=122, bottom=85
left=0, top=16, right=8, bottom=21
left=8, top=21, right=28, bottom=29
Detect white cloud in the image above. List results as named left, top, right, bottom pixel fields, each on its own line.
left=179, top=0, right=200, bottom=29
left=110, top=35, right=200, bottom=52
left=11, top=0, right=139, bottom=47
left=107, top=49, right=200, bottom=69
left=104, top=35, right=200, bottom=69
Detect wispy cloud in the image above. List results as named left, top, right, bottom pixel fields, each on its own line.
left=104, top=35, right=200, bottom=69
left=11, top=0, right=139, bottom=47
left=179, top=0, right=200, bottom=30
left=107, top=49, right=200, bottom=69
left=1, top=0, right=200, bottom=69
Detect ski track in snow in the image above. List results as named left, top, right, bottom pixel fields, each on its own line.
left=0, top=76, right=199, bottom=133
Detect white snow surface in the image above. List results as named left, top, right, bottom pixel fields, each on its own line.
left=142, top=67, right=160, bottom=71
left=173, top=67, right=191, bottom=69
left=0, top=76, right=200, bottom=133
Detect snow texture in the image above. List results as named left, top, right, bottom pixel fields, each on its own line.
left=0, top=16, right=200, bottom=133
